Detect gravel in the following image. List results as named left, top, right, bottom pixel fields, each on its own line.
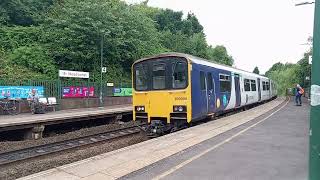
left=0, top=121, right=136, bottom=153
left=0, top=133, right=148, bottom=180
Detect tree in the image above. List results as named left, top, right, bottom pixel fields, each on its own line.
left=0, top=0, right=234, bottom=81
left=265, top=62, right=285, bottom=77
left=207, top=45, right=234, bottom=66
left=42, top=0, right=164, bottom=81
left=253, top=66, right=260, bottom=74
left=0, top=0, right=54, bottom=26
left=268, top=65, right=300, bottom=96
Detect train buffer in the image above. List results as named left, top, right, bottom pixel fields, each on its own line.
left=0, top=105, right=132, bottom=140
left=19, top=97, right=309, bottom=180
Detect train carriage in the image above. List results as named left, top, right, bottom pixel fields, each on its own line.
left=132, top=53, right=277, bottom=136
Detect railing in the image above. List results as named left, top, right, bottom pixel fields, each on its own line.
left=0, top=79, right=132, bottom=100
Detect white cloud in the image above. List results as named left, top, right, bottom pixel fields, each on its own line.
left=125, top=0, right=314, bottom=73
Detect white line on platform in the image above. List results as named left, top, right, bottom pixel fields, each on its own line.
left=152, top=98, right=290, bottom=180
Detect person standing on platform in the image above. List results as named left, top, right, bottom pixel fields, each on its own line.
left=295, top=84, right=304, bottom=106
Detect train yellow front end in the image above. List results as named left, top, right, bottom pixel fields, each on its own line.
left=132, top=55, right=192, bottom=136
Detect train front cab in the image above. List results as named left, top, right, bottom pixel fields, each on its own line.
left=132, top=56, right=192, bottom=135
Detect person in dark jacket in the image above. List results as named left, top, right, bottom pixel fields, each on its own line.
left=295, top=84, right=303, bottom=106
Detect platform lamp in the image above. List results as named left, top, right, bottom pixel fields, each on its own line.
left=297, top=1, right=320, bottom=179
left=99, top=30, right=106, bottom=107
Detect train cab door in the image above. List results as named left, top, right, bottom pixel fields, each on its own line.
left=257, top=78, right=261, bottom=101
left=207, top=72, right=215, bottom=114
left=199, top=71, right=208, bottom=115
left=234, top=74, right=241, bottom=107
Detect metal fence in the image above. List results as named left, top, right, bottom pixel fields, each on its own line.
left=0, top=79, right=132, bottom=100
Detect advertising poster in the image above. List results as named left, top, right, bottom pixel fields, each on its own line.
left=113, top=88, right=132, bottom=96
left=0, top=86, right=44, bottom=99
left=62, top=86, right=95, bottom=98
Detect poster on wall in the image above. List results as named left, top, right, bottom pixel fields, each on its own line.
left=62, top=86, right=95, bottom=98
left=0, top=86, right=44, bottom=99
left=113, top=88, right=132, bottom=96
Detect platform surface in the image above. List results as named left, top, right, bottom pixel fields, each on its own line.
left=124, top=98, right=309, bottom=180
left=18, top=98, right=301, bottom=180
left=0, top=105, right=132, bottom=129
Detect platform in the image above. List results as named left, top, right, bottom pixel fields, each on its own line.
left=0, top=105, right=132, bottom=138
left=19, top=97, right=308, bottom=180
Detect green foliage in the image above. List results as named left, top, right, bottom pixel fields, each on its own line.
left=185, top=33, right=209, bottom=58
left=296, top=49, right=312, bottom=87
left=8, top=44, right=56, bottom=75
left=42, top=0, right=164, bottom=82
left=207, top=45, right=234, bottom=66
left=253, top=66, right=260, bottom=74
left=0, top=0, right=54, bottom=26
left=268, top=65, right=300, bottom=96
left=0, top=0, right=234, bottom=82
left=266, top=48, right=312, bottom=96
left=0, top=26, right=42, bottom=50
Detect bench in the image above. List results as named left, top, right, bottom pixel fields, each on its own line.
left=39, top=97, right=59, bottom=112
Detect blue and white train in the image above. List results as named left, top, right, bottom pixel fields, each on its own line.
left=132, top=53, right=277, bottom=136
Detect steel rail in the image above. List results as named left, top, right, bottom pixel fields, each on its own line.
left=0, top=124, right=145, bottom=166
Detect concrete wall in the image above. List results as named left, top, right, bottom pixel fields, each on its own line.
left=0, top=97, right=132, bottom=115
left=59, top=97, right=132, bottom=110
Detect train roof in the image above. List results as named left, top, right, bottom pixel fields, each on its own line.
left=134, top=52, right=269, bottom=80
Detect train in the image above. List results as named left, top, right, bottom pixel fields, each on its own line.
left=132, top=53, right=277, bottom=136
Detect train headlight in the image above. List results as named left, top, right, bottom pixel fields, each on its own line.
left=135, top=106, right=145, bottom=112
left=173, top=105, right=187, bottom=112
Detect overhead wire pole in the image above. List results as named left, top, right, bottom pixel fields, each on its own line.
left=310, top=0, right=320, bottom=179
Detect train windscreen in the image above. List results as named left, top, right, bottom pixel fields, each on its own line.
left=133, top=57, right=188, bottom=91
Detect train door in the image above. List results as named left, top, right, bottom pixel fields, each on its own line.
left=207, top=72, right=215, bottom=114
left=269, top=79, right=271, bottom=98
left=234, top=74, right=241, bottom=107
left=257, top=78, right=261, bottom=101
left=199, top=71, right=208, bottom=115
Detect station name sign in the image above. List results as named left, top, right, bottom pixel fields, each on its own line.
left=59, top=70, right=90, bottom=79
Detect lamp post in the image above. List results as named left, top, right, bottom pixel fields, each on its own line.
left=100, top=31, right=105, bottom=107
left=296, top=2, right=315, bottom=6
left=297, top=1, right=320, bottom=179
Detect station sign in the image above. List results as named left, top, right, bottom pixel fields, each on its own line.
left=309, top=55, right=313, bottom=64
left=59, top=70, right=90, bottom=79
left=102, top=67, right=107, bottom=73
left=107, top=83, right=114, bottom=87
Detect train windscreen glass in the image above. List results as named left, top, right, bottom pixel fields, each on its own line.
left=153, top=64, right=166, bottom=90
left=133, top=57, right=188, bottom=91
left=135, top=64, right=148, bottom=91
left=172, top=62, right=187, bottom=89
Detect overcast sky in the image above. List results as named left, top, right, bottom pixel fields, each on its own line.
left=125, top=0, right=314, bottom=74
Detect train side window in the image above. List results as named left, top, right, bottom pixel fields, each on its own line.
left=244, top=79, right=251, bottom=91
left=262, top=81, right=266, bottom=91
left=266, top=82, right=270, bottom=90
left=200, top=71, right=206, bottom=90
left=207, top=72, right=213, bottom=90
left=251, top=80, right=256, bottom=91
left=152, top=63, right=166, bottom=90
left=135, top=64, right=148, bottom=91
left=172, top=62, right=187, bottom=89
left=219, top=74, right=231, bottom=93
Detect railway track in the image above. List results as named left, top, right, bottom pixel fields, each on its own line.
left=0, top=124, right=145, bottom=166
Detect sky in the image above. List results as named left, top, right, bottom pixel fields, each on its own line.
left=125, top=0, right=314, bottom=74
